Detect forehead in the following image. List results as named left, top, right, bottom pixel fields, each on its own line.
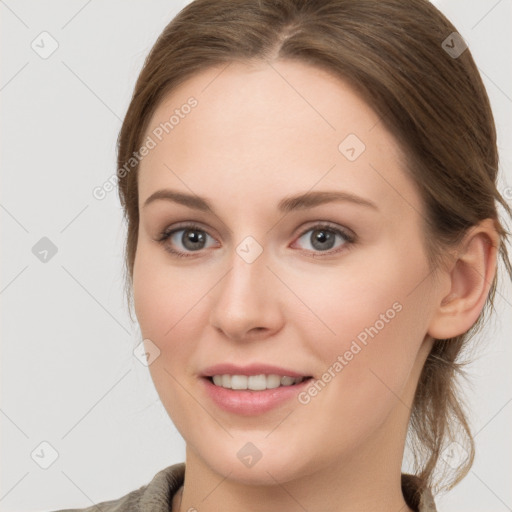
left=137, top=59, right=421, bottom=218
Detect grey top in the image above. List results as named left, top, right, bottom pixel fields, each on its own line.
left=51, top=462, right=437, bottom=512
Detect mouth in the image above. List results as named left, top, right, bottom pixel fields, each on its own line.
left=199, top=363, right=315, bottom=414
left=201, top=371, right=315, bottom=415
left=205, top=374, right=314, bottom=391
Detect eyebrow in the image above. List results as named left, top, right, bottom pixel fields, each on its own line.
left=142, top=189, right=378, bottom=213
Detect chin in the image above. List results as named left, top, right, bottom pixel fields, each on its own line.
left=190, top=434, right=324, bottom=486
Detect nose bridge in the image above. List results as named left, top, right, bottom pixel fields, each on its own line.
left=217, top=244, right=270, bottom=312
left=209, top=240, right=283, bottom=339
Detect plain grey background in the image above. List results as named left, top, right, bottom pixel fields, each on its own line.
left=1, top=1, right=511, bottom=511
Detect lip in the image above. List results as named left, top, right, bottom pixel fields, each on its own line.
left=200, top=363, right=309, bottom=378
left=201, top=375, right=313, bottom=416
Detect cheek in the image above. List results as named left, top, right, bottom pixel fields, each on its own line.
left=289, top=243, right=428, bottom=350
left=133, top=242, right=206, bottom=339
left=132, top=245, right=203, bottom=389
left=133, top=246, right=209, bottom=434
left=293, top=242, right=431, bottom=409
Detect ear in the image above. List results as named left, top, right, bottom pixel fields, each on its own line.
left=427, top=218, right=500, bottom=340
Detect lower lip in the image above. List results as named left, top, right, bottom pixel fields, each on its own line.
left=201, top=377, right=312, bottom=416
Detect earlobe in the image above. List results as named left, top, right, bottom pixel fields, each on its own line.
left=427, top=219, right=499, bottom=340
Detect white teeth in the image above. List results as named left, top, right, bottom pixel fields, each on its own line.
left=265, top=374, right=281, bottom=389
left=221, top=374, right=231, bottom=388
left=210, top=374, right=305, bottom=390
left=248, top=374, right=267, bottom=391
left=231, top=375, right=247, bottom=390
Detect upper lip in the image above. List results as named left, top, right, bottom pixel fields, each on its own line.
left=201, top=363, right=311, bottom=378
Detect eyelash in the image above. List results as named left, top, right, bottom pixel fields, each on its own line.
left=156, top=222, right=356, bottom=259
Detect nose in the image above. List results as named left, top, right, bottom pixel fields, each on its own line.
left=209, top=248, right=285, bottom=342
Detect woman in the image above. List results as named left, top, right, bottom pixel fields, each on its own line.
left=54, top=0, right=511, bottom=510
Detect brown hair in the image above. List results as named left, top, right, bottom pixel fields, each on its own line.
left=116, top=0, right=512, bottom=493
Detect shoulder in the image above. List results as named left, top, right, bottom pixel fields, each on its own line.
left=49, top=462, right=185, bottom=512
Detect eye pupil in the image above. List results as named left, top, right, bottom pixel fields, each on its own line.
left=312, top=229, right=335, bottom=250
left=183, top=229, right=206, bottom=250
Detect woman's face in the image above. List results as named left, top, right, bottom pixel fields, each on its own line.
left=133, top=60, right=443, bottom=484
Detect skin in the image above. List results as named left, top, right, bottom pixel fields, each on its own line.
left=132, top=59, right=499, bottom=512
